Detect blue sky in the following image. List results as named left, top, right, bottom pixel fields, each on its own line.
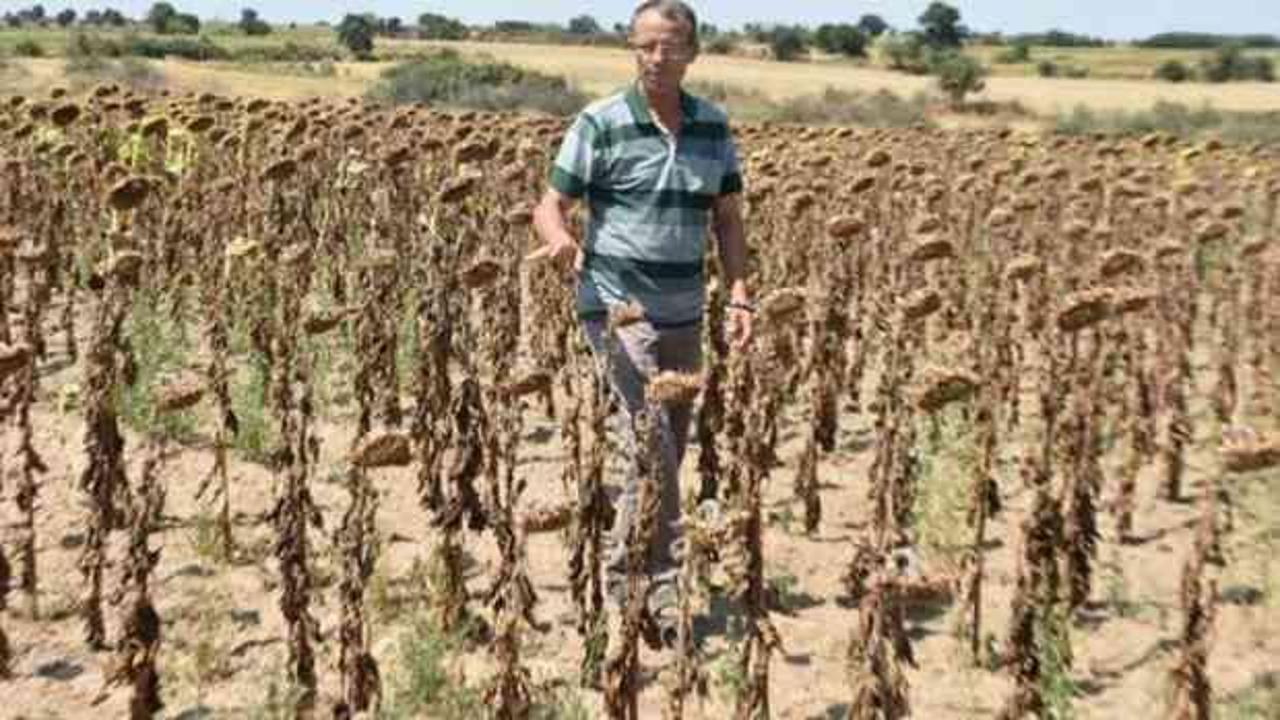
left=10, top=1, right=1277, bottom=40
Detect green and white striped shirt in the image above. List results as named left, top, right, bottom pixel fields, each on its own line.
left=551, top=83, right=743, bottom=327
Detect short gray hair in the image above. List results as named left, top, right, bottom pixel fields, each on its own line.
left=630, top=0, right=699, bottom=56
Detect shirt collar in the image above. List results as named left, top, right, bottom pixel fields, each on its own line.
left=625, top=82, right=696, bottom=129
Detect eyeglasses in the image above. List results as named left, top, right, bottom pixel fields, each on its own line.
left=631, top=41, right=692, bottom=60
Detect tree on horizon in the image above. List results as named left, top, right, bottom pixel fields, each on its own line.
left=919, top=2, right=968, bottom=48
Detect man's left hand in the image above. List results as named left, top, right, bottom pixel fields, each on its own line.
left=727, top=305, right=754, bottom=350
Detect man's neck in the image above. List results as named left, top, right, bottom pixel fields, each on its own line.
left=643, top=84, right=683, bottom=135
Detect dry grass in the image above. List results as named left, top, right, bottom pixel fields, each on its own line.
left=409, top=40, right=1280, bottom=114
left=7, top=35, right=1280, bottom=114
left=7, top=57, right=373, bottom=99
left=970, top=44, right=1280, bottom=79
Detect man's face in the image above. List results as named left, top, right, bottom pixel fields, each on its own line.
left=631, top=10, right=695, bottom=98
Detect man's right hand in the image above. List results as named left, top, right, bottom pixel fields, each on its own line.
left=524, top=233, right=582, bottom=270
left=530, top=188, right=584, bottom=271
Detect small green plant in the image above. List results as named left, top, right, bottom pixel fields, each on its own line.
left=768, top=570, right=803, bottom=611
left=1103, top=561, right=1141, bottom=619
left=369, top=562, right=397, bottom=624
left=1218, top=672, right=1280, bottom=719
left=175, top=590, right=236, bottom=707
left=380, top=615, right=484, bottom=719
left=530, top=685, right=593, bottom=719
left=768, top=503, right=797, bottom=533
left=1038, top=609, right=1080, bottom=720
left=370, top=546, right=430, bottom=625
left=119, top=290, right=198, bottom=442
left=712, top=650, right=749, bottom=704
left=250, top=673, right=310, bottom=720
left=231, top=349, right=279, bottom=463
left=187, top=511, right=233, bottom=565
left=397, top=288, right=421, bottom=395
left=981, top=632, right=1002, bottom=672
left=913, top=409, right=974, bottom=565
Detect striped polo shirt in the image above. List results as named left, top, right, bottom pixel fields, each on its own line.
left=551, top=83, right=743, bottom=327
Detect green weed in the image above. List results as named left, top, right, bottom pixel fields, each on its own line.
left=1039, top=609, right=1080, bottom=720
left=379, top=615, right=484, bottom=720
left=230, top=348, right=279, bottom=463
left=119, top=289, right=197, bottom=442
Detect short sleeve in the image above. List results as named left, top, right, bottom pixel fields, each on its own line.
left=719, top=128, right=744, bottom=196
left=550, top=113, right=600, bottom=199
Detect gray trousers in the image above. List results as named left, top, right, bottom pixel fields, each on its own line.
left=582, top=317, right=701, bottom=614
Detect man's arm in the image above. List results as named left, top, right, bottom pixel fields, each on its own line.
left=713, top=192, right=752, bottom=348
left=713, top=192, right=749, bottom=304
left=529, top=187, right=582, bottom=267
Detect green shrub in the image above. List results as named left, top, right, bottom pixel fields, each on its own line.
left=690, top=82, right=929, bottom=127
left=297, top=60, right=337, bottom=77
left=1037, top=59, right=1089, bottom=79
left=67, top=36, right=174, bottom=94
left=769, top=26, right=808, bottom=62
left=238, top=9, right=272, bottom=36
left=64, top=52, right=113, bottom=75
left=995, top=42, right=1032, bottom=63
left=229, top=41, right=343, bottom=63
left=1054, top=101, right=1280, bottom=144
left=931, top=50, right=987, bottom=106
left=1138, top=32, right=1280, bottom=49
left=1200, top=44, right=1276, bottom=82
left=704, top=35, right=738, bottom=55
left=770, top=87, right=931, bottom=127
left=418, top=12, right=468, bottom=41
left=14, top=37, right=44, bottom=57
left=70, top=31, right=128, bottom=58
left=336, top=13, right=375, bottom=59
left=1154, top=60, right=1192, bottom=83
left=126, top=34, right=230, bottom=61
left=812, top=23, right=868, bottom=58
left=117, top=57, right=167, bottom=88
left=368, top=51, right=589, bottom=115
left=877, top=32, right=928, bottom=73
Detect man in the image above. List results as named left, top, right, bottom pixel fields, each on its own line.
left=530, top=0, right=752, bottom=647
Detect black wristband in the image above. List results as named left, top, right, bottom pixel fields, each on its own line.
left=728, top=301, right=756, bottom=314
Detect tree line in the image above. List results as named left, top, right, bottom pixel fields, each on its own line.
left=3, top=1, right=1273, bottom=90
left=6, top=3, right=1274, bottom=53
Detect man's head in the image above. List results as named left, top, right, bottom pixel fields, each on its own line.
left=629, top=0, right=698, bottom=98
